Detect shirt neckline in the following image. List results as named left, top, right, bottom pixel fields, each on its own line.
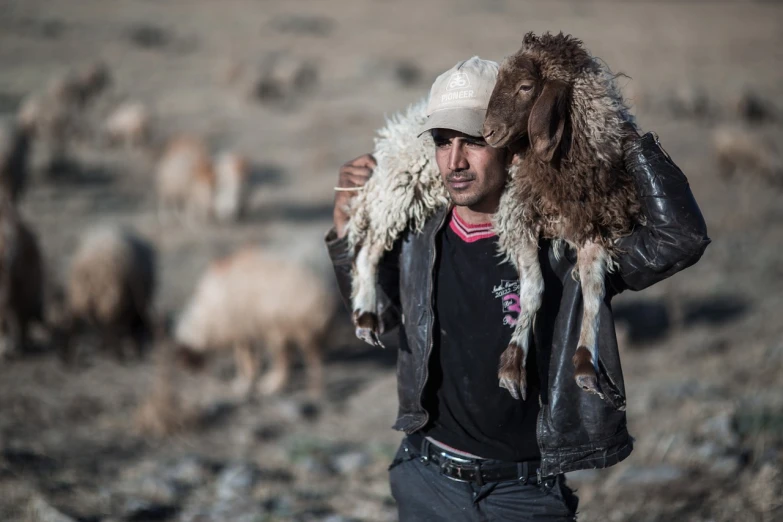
left=449, top=207, right=496, bottom=243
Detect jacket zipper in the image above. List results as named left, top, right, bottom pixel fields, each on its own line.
left=413, top=207, right=450, bottom=431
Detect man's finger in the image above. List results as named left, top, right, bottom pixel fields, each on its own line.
left=337, top=173, right=373, bottom=190
left=347, top=154, right=377, bottom=169
left=340, top=165, right=373, bottom=179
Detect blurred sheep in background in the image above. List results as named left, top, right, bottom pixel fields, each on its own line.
left=104, top=101, right=152, bottom=148
left=0, top=190, right=44, bottom=359
left=0, top=116, right=30, bottom=203
left=174, top=247, right=336, bottom=399
left=155, top=135, right=215, bottom=224
left=213, top=150, right=250, bottom=223
left=59, top=225, right=157, bottom=363
left=712, top=125, right=783, bottom=185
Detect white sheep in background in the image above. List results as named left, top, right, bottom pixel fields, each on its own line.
left=104, top=101, right=151, bottom=147
left=17, top=61, right=111, bottom=148
left=0, top=190, right=44, bottom=359
left=155, top=135, right=215, bottom=224
left=712, top=125, right=782, bottom=185
left=213, top=150, right=250, bottom=223
left=174, top=247, right=335, bottom=398
left=16, top=92, right=73, bottom=176
left=61, top=225, right=157, bottom=363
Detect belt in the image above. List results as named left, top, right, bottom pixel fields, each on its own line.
left=406, top=432, right=542, bottom=487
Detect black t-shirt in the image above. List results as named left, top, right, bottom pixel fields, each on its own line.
left=421, top=208, right=541, bottom=462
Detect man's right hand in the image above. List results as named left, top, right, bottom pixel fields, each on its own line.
left=334, top=154, right=376, bottom=239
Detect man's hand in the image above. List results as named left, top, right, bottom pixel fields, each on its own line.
left=334, top=154, right=376, bottom=239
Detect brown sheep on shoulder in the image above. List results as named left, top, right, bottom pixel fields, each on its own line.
left=482, top=32, right=642, bottom=401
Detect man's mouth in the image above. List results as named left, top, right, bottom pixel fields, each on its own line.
left=447, top=175, right=475, bottom=190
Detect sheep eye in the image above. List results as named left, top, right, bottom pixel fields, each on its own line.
left=519, top=84, right=534, bottom=93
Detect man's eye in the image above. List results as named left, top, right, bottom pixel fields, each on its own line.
left=435, top=141, right=450, bottom=149
left=466, top=141, right=485, bottom=148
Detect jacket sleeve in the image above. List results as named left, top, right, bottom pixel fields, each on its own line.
left=324, top=228, right=402, bottom=334
left=609, top=132, right=711, bottom=293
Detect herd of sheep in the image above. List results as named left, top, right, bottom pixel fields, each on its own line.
left=1, top=57, right=778, bottom=432
left=0, top=61, right=337, bottom=416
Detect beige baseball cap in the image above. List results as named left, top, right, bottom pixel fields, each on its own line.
left=418, top=56, right=499, bottom=138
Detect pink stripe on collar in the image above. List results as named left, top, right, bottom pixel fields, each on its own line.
left=449, top=208, right=496, bottom=243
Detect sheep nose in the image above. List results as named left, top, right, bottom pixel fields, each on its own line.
left=482, top=125, right=495, bottom=140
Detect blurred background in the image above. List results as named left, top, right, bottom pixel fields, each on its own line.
left=0, top=0, right=781, bottom=521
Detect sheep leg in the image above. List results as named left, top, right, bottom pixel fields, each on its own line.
left=573, top=241, right=609, bottom=396
left=3, top=310, right=23, bottom=356
left=9, top=313, right=28, bottom=355
left=58, top=316, right=81, bottom=366
left=232, top=342, right=259, bottom=398
left=299, top=336, right=324, bottom=398
left=0, top=276, right=13, bottom=358
left=130, top=307, right=152, bottom=360
left=258, top=336, right=289, bottom=396
left=130, top=324, right=149, bottom=360
left=351, top=241, right=385, bottom=348
left=498, top=236, right=544, bottom=401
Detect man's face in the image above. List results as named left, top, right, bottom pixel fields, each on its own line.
left=432, top=128, right=509, bottom=210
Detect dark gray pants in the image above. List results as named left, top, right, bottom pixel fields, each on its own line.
left=388, top=437, right=579, bottom=521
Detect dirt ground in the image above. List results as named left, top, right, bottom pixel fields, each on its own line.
left=0, top=0, right=782, bottom=521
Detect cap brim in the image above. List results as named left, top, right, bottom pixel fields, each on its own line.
left=417, top=108, right=487, bottom=138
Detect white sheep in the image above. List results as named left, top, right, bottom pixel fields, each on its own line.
left=174, top=247, right=335, bottom=398
left=16, top=92, right=72, bottom=176
left=62, top=225, right=157, bottom=362
left=104, top=101, right=151, bottom=147
left=155, top=135, right=215, bottom=224
left=347, top=98, right=448, bottom=346
left=712, top=125, right=782, bottom=185
left=0, top=190, right=44, bottom=359
left=213, top=150, right=250, bottom=223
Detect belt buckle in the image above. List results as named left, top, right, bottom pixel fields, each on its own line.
left=438, top=451, right=477, bottom=484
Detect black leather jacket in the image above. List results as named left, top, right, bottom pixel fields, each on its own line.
left=325, top=132, right=710, bottom=477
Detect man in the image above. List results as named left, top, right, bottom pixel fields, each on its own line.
left=325, top=57, right=709, bottom=521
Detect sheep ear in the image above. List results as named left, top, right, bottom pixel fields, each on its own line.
left=528, top=80, right=569, bottom=162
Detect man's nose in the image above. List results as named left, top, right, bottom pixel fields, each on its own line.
left=448, top=142, right=469, bottom=172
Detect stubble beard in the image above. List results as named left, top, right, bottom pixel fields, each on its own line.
left=448, top=187, right=484, bottom=207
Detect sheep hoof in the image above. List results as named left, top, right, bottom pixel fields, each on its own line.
left=499, top=374, right=527, bottom=401
left=498, top=343, right=527, bottom=401
left=258, top=374, right=285, bottom=396
left=353, top=310, right=384, bottom=348
left=573, top=346, right=600, bottom=395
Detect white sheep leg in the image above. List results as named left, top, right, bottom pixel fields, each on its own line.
left=351, top=240, right=385, bottom=347
left=498, top=236, right=544, bottom=401
left=232, top=342, right=259, bottom=399
left=258, top=334, right=289, bottom=396
left=573, top=240, right=609, bottom=396
left=299, top=336, right=324, bottom=399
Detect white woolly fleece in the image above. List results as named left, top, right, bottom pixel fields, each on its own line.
left=347, top=98, right=450, bottom=254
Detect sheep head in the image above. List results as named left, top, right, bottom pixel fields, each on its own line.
left=483, top=32, right=597, bottom=161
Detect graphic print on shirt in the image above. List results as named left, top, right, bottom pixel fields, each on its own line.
left=492, top=279, right=521, bottom=327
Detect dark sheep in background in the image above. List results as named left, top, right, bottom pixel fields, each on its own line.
left=0, top=116, right=30, bottom=203
left=0, top=190, right=44, bottom=358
